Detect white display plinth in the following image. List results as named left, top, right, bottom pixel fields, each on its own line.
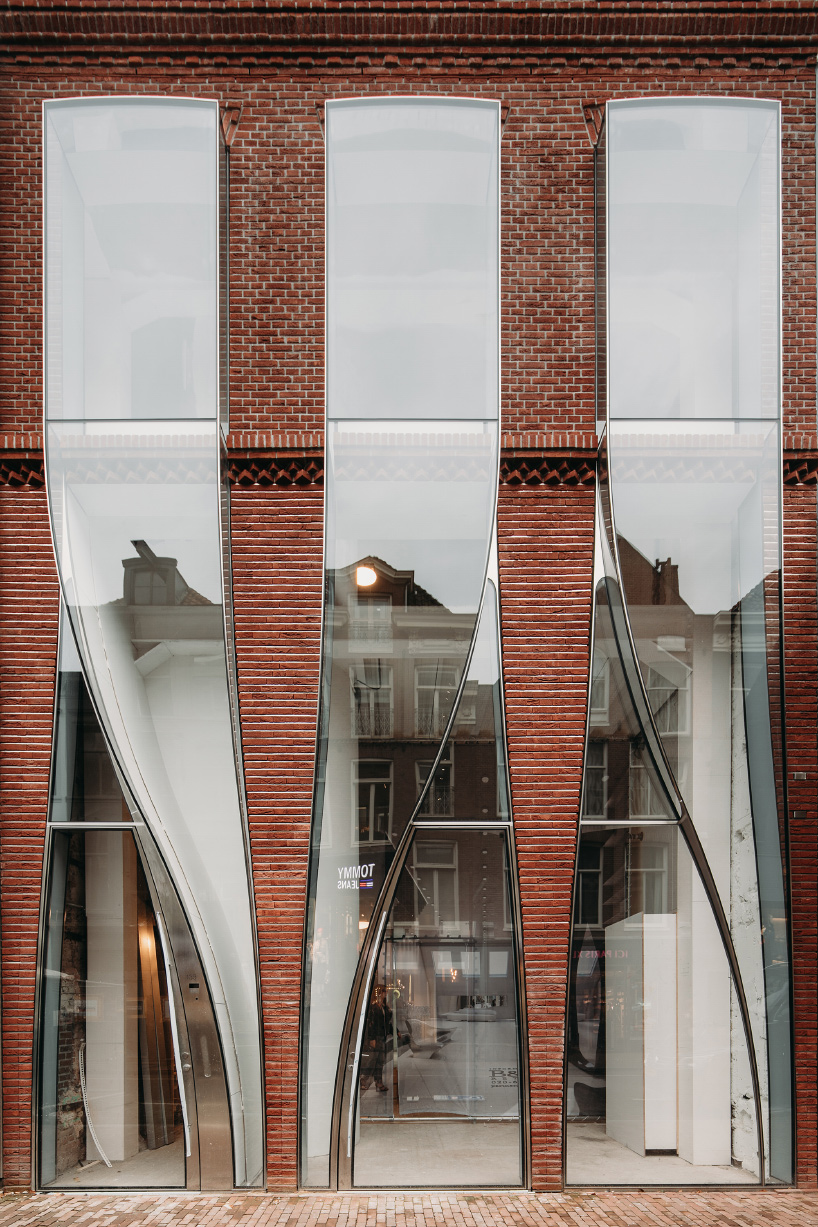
left=605, top=913, right=677, bottom=1155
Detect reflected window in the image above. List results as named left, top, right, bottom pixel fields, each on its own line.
left=415, top=665, right=458, bottom=738
left=645, top=660, right=689, bottom=735
left=628, top=742, right=668, bottom=819
left=581, top=743, right=607, bottom=821
left=354, top=761, right=393, bottom=844
left=349, top=593, right=392, bottom=643
left=416, top=752, right=454, bottom=817
left=589, top=655, right=610, bottom=722
left=351, top=663, right=393, bottom=738
left=574, top=844, right=603, bottom=927
left=413, top=839, right=458, bottom=932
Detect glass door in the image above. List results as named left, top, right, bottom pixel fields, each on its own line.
left=350, top=829, right=522, bottom=1188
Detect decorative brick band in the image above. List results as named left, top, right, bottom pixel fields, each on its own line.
left=0, top=456, right=45, bottom=489
left=228, top=452, right=324, bottom=488
left=501, top=453, right=596, bottom=487
left=784, top=453, right=818, bottom=486
left=2, top=6, right=818, bottom=67
left=3, top=442, right=816, bottom=488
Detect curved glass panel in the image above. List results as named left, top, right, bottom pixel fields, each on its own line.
left=45, top=98, right=219, bottom=421
left=567, top=823, right=760, bottom=1184
left=50, top=618, right=131, bottom=824
left=303, top=96, right=506, bottom=1189
left=303, top=420, right=497, bottom=1184
left=352, top=828, right=521, bottom=1187
left=326, top=98, right=499, bottom=421
left=607, top=99, right=779, bottom=421
left=43, top=98, right=261, bottom=1188
left=45, top=420, right=262, bottom=1185
left=40, top=829, right=186, bottom=1188
left=609, top=418, right=790, bottom=1182
left=581, top=98, right=792, bottom=1185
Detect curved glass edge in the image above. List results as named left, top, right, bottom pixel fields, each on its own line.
left=300, top=419, right=499, bottom=1187
left=566, top=821, right=761, bottom=1185
left=571, top=470, right=769, bottom=1184
left=605, top=97, right=780, bottom=423
left=43, top=418, right=263, bottom=1186
left=349, top=826, right=523, bottom=1189
left=44, top=96, right=221, bottom=423
left=595, top=461, right=683, bottom=821
left=606, top=418, right=792, bottom=1183
left=325, top=97, right=499, bottom=422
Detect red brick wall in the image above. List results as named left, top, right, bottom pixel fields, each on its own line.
left=783, top=481, right=818, bottom=1190
left=0, top=489, right=59, bottom=1188
left=499, top=482, right=595, bottom=1190
left=0, top=2, right=815, bottom=1195
left=230, top=485, right=323, bottom=1191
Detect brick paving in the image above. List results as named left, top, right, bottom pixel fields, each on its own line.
left=0, top=1191, right=817, bottom=1227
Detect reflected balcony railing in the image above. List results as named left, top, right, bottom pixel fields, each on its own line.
left=415, top=710, right=450, bottom=739
left=349, top=621, right=393, bottom=643
left=354, top=708, right=393, bottom=738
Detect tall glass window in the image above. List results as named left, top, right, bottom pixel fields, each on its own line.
left=567, top=98, right=791, bottom=1187
left=43, top=98, right=262, bottom=1188
left=301, top=97, right=523, bottom=1190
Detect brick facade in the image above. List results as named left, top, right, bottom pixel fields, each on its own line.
left=0, top=0, right=815, bottom=1195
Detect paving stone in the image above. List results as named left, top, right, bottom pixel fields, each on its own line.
left=0, top=1192, right=816, bottom=1227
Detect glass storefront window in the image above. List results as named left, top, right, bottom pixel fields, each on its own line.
left=302, top=419, right=499, bottom=1184
left=40, top=829, right=186, bottom=1188
left=608, top=418, right=791, bottom=1183
left=43, top=97, right=262, bottom=1188
left=353, top=829, right=521, bottom=1188
left=566, top=823, right=761, bottom=1184
left=303, top=96, right=519, bottom=1191
left=577, top=96, right=792, bottom=1188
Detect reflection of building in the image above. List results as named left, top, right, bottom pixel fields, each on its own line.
left=0, top=9, right=816, bottom=1202
left=335, top=556, right=504, bottom=844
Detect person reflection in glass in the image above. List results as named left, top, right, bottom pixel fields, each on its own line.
left=361, top=984, right=392, bottom=1094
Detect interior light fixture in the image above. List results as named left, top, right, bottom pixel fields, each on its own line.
left=356, top=565, right=377, bottom=587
